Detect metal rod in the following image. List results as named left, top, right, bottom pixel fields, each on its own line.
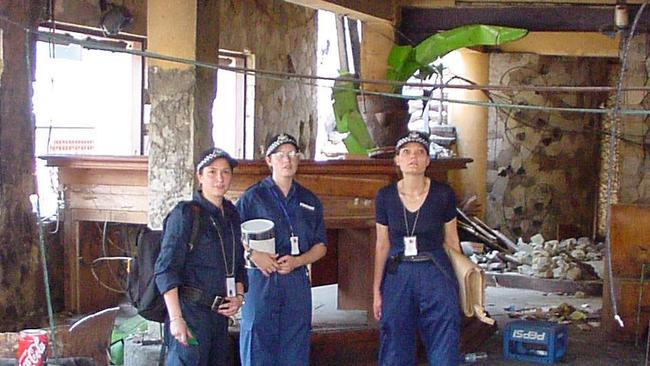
left=606, top=0, right=650, bottom=330
left=636, top=263, right=648, bottom=346
left=30, top=195, right=57, bottom=356
left=3, top=16, right=650, bottom=94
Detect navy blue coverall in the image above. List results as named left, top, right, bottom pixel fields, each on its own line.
left=236, top=177, right=327, bottom=366
left=375, top=181, right=461, bottom=366
left=155, top=191, right=247, bottom=366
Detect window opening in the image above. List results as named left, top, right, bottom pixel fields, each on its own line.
left=33, top=27, right=144, bottom=217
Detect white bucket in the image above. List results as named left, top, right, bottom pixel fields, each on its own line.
left=241, top=219, right=275, bottom=254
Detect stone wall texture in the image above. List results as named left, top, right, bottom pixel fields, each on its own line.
left=617, top=34, right=650, bottom=205
left=148, top=68, right=201, bottom=229
left=486, top=53, right=611, bottom=240
left=0, top=0, right=47, bottom=331
left=219, top=0, right=318, bottom=157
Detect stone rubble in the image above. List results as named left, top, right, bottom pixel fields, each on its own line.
left=468, top=233, right=604, bottom=280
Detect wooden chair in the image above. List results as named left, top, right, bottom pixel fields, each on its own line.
left=59, top=307, right=120, bottom=365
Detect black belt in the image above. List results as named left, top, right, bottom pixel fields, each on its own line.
left=399, top=252, right=434, bottom=262
left=179, top=286, right=224, bottom=312
left=386, top=252, right=434, bottom=274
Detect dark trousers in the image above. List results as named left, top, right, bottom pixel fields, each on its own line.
left=380, top=261, right=461, bottom=366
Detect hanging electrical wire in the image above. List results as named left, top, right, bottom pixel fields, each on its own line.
left=2, top=15, right=650, bottom=116
left=605, top=0, right=650, bottom=330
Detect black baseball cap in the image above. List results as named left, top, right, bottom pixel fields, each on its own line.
left=265, top=133, right=300, bottom=157
left=395, top=131, right=430, bottom=154
left=196, top=147, right=238, bottom=172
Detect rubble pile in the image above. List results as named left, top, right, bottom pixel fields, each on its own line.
left=456, top=207, right=604, bottom=281
left=467, top=233, right=603, bottom=281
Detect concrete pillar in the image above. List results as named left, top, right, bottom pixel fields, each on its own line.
left=447, top=49, right=489, bottom=218
left=147, top=0, right=219, bottom=228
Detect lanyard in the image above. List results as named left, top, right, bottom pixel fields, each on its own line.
left=269, top=186, right=296, bottom=236
left=402, top=206, right=420, bottom=237
left=209, top=216, right=236, bottom=277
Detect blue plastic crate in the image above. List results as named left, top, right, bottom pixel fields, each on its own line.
left=503, top=320, right=568, bottom=364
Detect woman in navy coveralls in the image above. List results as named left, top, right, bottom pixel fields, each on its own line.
left=237, top=133, right=327, bottom=366
left=373, top=131, right=462, bottom=366
left=155, top=148, right=247, bottom=365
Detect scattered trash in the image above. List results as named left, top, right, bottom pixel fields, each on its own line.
left=464, top=351, right=488, bottom=362
left=503, top=302, right=598, bottom=326
left=569, top=310, right=587, bottom=321
left=577, top=323, right=592, bottom=331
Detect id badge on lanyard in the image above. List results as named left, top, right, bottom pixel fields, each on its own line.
left=404, top=236, right=418, bottom=256
left=226, top=276, right=236, bottom=298
left=290, top=235, right=300, bottom=255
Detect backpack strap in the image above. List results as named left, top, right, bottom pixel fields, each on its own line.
left=187, top=203, right=202, bottom=252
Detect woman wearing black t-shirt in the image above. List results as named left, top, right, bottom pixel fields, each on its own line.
left=372, top=131, right=462, bottom=366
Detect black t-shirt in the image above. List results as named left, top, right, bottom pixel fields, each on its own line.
left=375, top=180, right=457, bottom=256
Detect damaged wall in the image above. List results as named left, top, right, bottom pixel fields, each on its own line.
left=616, top=34, right=650, bottom=205
left=147, top=0, right=219, bottom=229
left=486, top=53, right=612, bottom=241
left=0, top=0, right=47, bottom=331
left=219, top=0, right=317, bottom=157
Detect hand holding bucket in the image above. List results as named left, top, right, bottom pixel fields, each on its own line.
left=241, top=219, right=276, bottom=254
left=241, top=219, right=279, bottom=276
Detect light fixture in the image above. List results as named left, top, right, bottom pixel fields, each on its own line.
left=615, top=1, right=629, bottom=29
left=99, top=0, right=133, bottom=36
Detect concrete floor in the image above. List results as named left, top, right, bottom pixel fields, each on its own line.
left=117, top=285, right=647, bottom=365
left=477, top=287, right=645, bottom=365
left=311, top=285, right=647, bottom=365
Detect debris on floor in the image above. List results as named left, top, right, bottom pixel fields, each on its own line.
left=456, top=212, right=604, bottom=281
left=503, top=301, right=601, bottom=330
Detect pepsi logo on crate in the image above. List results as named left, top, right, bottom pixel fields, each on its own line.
left=503, top=320, right=567, bottom=365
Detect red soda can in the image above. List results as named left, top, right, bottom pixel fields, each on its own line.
left=16, top=329, right=48, bottom=366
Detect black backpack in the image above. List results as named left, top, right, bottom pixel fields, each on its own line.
left=127, top=203, right=202, bottom=322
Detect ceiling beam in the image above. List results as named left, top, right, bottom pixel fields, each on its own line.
left=283, top=0, right=395, bottom=23
left=399, top=5, right=649, bottom=44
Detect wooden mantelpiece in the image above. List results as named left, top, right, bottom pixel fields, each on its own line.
left=42, top=155, right=472, bottom=314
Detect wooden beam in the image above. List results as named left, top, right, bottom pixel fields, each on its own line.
left=283, top=0, right=394, bottom=23
left=399, top=5, right=649, bottom=44
left=335, top=15, right=349, bottom=72
left=348, top=18, right=362, bottom=75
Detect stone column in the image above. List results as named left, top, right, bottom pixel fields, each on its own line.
left=616, top=34, right=650, bottom=205
left=0, top=0, right=45, bottom=331
left=147, top=0, right=219, bottom=228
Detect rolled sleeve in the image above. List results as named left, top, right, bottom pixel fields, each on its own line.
left=154, top=204, right=191, bottom=295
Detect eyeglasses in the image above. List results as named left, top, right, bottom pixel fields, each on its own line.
left=271, top=151, right=301, bottom=159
